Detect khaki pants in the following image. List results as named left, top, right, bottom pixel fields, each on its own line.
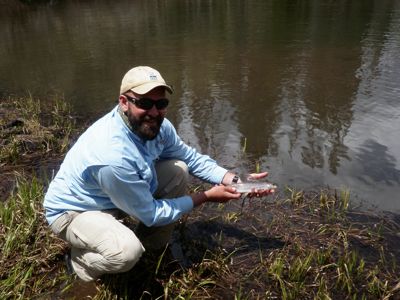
left=50, top=159, right=189, bottom=282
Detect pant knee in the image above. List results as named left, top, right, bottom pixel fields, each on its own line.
left=103, top=233, right=145, bottom=273
left=155, top=159, right=189, bottom=198
left=121, top=239, right=145, bottom=270
left=174, top=160, right=189, bottom=184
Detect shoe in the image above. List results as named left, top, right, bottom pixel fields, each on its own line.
left=64, top=251, right=74, bottom=275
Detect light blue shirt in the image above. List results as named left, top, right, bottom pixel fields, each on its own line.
left=44, top=106, right=228, bottom=226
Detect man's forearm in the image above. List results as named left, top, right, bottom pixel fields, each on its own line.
left=221, top=171, right=238, bottom=185
left=191, top=192, right=208, bottom=207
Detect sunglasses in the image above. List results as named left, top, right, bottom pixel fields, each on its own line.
left=124, top=95, right=169, bottom=110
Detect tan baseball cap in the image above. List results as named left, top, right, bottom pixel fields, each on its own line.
left=120, top=66, right=173, bottom=95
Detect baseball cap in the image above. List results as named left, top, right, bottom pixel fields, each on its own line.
left=120, top=66, right=173, bottom=95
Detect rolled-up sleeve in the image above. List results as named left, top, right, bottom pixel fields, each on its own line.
left=96, top=165, right=193, bottom=226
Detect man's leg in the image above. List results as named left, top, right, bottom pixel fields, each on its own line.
left=135, top=159, right=189, bottom=251
left=51, top=210, right=145, bottom=282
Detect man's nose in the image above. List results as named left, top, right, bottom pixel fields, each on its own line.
left=147, top=104, right=160, bottom=117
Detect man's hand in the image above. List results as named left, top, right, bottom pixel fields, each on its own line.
left=222, top=171, right=271, bottom=185
left=204, top=184, right=242, bottom=202
left=247, top=172, right=269, bottom=180
left=191, top=185, right=241, bottom=207
left=192, top=171, right=275, bottom=207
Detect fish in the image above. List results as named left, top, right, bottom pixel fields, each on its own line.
left=231, top=182, right=277, bottom=193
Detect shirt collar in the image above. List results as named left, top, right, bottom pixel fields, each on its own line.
left=117, top=104, right=135, bottom=133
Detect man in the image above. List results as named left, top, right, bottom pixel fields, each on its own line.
left=44, top=66, right=273, bottom=282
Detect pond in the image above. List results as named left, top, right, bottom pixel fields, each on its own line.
left=1, top=0, right=399, bottom=212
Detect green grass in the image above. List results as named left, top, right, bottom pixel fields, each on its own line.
left=0, top=173, right=70, bottom=299
left=0, top=172, right=399, bottom=299
left=0, top=95, right=78, bottom=298
left=0, top=95, right=75, bottom=166
left=148, top=187, right=400, bottom=299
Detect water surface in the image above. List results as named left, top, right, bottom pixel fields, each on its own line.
left=1, top=0, right=399, bottom=212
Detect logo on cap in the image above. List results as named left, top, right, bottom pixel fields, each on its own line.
left=149, top=73, right=157, bottom=80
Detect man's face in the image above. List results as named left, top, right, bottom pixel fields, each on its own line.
left=123, top=87, right=168, bottom=141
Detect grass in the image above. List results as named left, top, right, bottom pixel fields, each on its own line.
left=0, top=95, right=77, bottom=299
left=86, top=186, right=399, bottom=299
left=3, top=179, right=399, bottom=299
left=0, top=94, right=75, bottom=167
left=157, top=188, right=399, bottom=299
left=0, top=96, right=399, bottom=299
left=0, top=173, right=70, bottom=299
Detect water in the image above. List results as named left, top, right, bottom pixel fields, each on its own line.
left=1, top=0, right=399, bottom=212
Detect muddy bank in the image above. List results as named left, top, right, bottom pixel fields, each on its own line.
left=0, top=96, right=90, bottom=201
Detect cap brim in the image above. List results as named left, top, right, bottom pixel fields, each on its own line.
left=131, top=82, right=173, bottom=95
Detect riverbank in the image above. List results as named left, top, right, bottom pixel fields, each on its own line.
left=1, top=96, right=399, bottom=299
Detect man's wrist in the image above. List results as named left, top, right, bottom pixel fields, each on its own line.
left=231, top=175, right=239, bottom=184
left=222, top=172, right=238, bottom=185
left=191, top=192, right=208, bottom=207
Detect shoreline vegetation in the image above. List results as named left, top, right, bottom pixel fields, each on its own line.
left=1, top=96, right=399, bottom=299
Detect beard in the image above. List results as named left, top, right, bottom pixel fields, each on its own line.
left=126, top=110, right=163, bottom=141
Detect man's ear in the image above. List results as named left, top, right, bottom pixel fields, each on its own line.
left=119, top=95, right=129, bottom=113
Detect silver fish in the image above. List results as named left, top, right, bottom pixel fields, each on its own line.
left=231, top=182, right=277, bottom=193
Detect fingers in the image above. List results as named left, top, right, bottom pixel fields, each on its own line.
left=247, top=172, right=269, bottom=180
left=225, top=185, right=240, bottom=194
left=246, top=188, right=275, bottom=198
left=209, top=185, right=241, bottom=202
left=210, top=182, right=275, bottom=202
left=224, top=186, right=242, bottom=199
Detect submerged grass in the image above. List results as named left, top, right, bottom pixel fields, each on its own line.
left=1, top=96, right=399, bottom=299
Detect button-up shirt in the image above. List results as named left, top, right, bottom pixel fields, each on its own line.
left=44, top=105, right=227, bottom=226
